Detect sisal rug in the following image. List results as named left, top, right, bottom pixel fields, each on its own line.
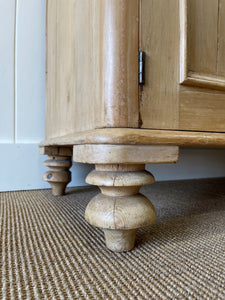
left=1, top=178, right=225, bottom=299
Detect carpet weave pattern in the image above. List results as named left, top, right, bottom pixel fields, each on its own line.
left=1, top=178, right=225, bottom=299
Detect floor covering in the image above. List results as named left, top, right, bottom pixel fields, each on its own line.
left=1, top=178, right=225, bottom=299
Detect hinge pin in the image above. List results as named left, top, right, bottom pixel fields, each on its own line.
left=139, top=51, right=145, bottom=87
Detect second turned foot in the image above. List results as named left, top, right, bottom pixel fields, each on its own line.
left=43, top=155, right=72, bottom=196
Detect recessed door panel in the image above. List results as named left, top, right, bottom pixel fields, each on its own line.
left=140, top=0, right=225, bottom=132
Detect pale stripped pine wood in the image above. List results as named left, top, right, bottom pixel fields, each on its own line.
left=39, top=128, right=225, bottom=148
left=218, top=0, right=225, bottom=77
left=46, top=0, right=103, bottom=138
left=73, top=144, right=179, bottom=164
left=179, top=0, right=225, bottom=131
left=102, top=0, right=139, bottom=127
left=182, top=73, right=225, bottom=91
left=139, top=0, right=180, bottom=130
left=46, top=0, right=139, bottom=140
left=180, top=86, right=225, bottom=132
left=42, top=1, right=225, bottom=253
left=43, top=155, right=72, bottom=196
left=187, top=0, right=225, bottom=79
left=85, top=164, right=156, bottom=252
left=46, top=0, right=57, bottom=138
left=180, top=0, right=225, bottom=90
left=141, top=0, right=225, bottom=132
left=188, top=0, right=218, bottom=76
left=39, top=146, right=72, bottom=156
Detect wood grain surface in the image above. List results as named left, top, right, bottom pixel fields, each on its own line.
left=40, top=128, right=225, bottom=148
left=73, top=144, right=179, bottom=164
left=46, top=0, right=139, bottom=140
left=140, top=0, right=225, bottom=132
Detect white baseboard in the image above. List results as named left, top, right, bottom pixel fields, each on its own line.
left=147, top=148, right=225, bottom=181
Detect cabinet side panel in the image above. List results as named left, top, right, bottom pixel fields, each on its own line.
left=46, top=0, right=104, bottom=139
left=46, top=0, right=139, bottom=140
left=46, top=0, right=56, bottom=139
left=139, top=0, right=180, bottom=130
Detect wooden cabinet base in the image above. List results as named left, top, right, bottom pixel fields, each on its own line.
left=85, top=164, right=156, bottom=252
left=40, top=142, right=178, bottom=251
left=43, top=155, right=72, bottom=196
left=43, top=0, right=225, bottom=252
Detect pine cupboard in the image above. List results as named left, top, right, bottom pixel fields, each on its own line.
left=40, top=0, right=225, bottom=252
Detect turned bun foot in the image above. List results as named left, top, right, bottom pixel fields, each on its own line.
left=103, top=229, right=137, bottom=252
left=44, top=181, right=68, bottom=197
left=43, top=156, right=72, bottom=196
left=85, top=164, right=156, bottom=252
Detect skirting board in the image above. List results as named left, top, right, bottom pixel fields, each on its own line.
left=147, top=148, right=225, bottom=181
left=1, top=145, right=225, bottom=192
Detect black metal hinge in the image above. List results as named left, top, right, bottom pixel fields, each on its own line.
left=138, top=51, right=145, bottom=88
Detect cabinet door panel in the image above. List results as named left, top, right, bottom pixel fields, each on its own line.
left=217, top=0, right=225, bottom=77
left=188, top=0, right=218, bottom=76
left=140, top=0, right=225, bottom=132
left=181, top=0, right=225, bottom=90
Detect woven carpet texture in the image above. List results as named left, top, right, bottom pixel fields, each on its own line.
left=1, top=178, right=225, bottom=299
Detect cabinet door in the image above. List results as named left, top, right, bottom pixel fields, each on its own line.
left=140, top=0, right=225, bottom=132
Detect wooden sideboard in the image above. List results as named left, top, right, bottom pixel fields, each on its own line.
left=40, top=0, right=225, bottom=252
